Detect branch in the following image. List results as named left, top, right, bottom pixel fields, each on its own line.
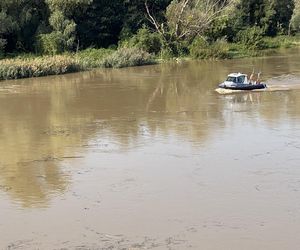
left=145, top=0, right=163, bottom=35
left=175, top=0, right=190, bottom=36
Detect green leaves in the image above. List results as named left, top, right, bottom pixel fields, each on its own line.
left=0, top=0, right=298, bottom=56
left=38, top=10, right=76, bottom=55
left=45, top=0, right=92, bottom=15
left=235, top=26, right=265, bottom=49
left=291, top=0, right=300, bottom=32
left=234, top=0, right=294, bottom=36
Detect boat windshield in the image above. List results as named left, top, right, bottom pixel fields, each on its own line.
left=226, top=76, right=246, bottom=83
left=226, top=76, right=237, bottom=83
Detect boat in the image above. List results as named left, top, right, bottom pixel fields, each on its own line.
left=218, top=73, right=267, bottom=91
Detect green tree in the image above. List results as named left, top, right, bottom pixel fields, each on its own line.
left=46, top=0, right=92, bottom=14
left=38, top=10, right=77, bottom=54
left=0, top=0, right=48, bottom=53
left=121, top=0, right=171, bottom=39
left=291, top=0, right=300, bottom=32
left=0, top=10, right=14, bottom=53
left=147, top=0, right=238, bottom=41
left=74, top=0, right=125, bottom=48
left=38, top=0, right=92, bottom=54
left=264, top=0, right=294, bottom=35
left=231, top=0, right=294, bottom=36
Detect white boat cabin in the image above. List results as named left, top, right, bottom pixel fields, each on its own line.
left=225, top=73, right=249, bottom=85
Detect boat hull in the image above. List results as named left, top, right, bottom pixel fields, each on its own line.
left=219, top=83, right=267, bottom=91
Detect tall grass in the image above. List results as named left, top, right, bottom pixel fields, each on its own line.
left=262, top=35, right=300, bottom=49
left=76, top=47, right=154, bottom=69
left=75, top=48, right=114, bottom=69
left=0, top=47, right=155, bottom=81
left=101, top=47, right=154, bottom=68
left=0, top=55, right=81, bottom=80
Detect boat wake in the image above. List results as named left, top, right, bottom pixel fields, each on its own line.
left=215, top=88, right=267, bottom=94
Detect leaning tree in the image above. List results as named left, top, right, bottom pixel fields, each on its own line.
left=145, top=0, right=238, bottom=42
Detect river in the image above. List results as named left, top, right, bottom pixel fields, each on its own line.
left=1, top=48, right=300, bottom=249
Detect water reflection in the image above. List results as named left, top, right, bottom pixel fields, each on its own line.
left=0, top=48, right=300, bottom=207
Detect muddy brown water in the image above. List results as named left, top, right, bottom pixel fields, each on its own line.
left=1, top=48, right=300, bottom=250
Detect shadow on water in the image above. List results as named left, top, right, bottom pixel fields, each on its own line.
left=0, top=48, right=300, bottom=207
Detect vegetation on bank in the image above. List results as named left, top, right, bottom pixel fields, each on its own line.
left=188, top=34, right=300, bottom=60
left=0, top=56, right=80, bottom=80
left=76, top=47, right=154, bottom=69
left=1, top=34, right=299, bottom=81
left=1, top=0, right=300, bottom=80
left=0, top=48, right=154, bottom=80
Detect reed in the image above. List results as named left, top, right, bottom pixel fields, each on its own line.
left=101, top=47, right=154, bottom=68
left=0, top=55, right=81, bottom=80
left=0, top=47, right=154, bottom=81
left=75, top=48, right=114, bottom=69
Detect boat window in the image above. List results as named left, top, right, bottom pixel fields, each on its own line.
left=237, top=76, right=245, bottom=83
left=226, top=76, right=237, bottom=82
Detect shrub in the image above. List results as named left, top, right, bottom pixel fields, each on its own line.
left=159, top=47, right=175, bottom=60
left=235, top=27, right=265, bottom=49
left=211, top=39, right=232, bottom=59
left=37, top=32, right=64, bottom=55
left=75, top=48, right=115, bottom=69
left=189, top=37, right=231, bottom=59
left=102, top=47, right=154, bottom=68
left=189, top=37, right=209, bottom=59
left=167, top=40, right=189, bottom=57
left=262, top=36, right=298, bottom=49
left=121, top=27, right=163, bottom=55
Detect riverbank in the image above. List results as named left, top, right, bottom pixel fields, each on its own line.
left=1, top=36, right=300, bottom=81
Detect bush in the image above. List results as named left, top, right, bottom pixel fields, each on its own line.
left=0, top=55, right=81, bottom=80
left=37, top=32, right=64, bottom=55
left=75, top=48, right=115, bottom=69
left=159, top=47, right=175, bottom=60
left=167, top=40, right=190, bottom=57
left=262, top=36, right=299, bottom=49
left=211, top=39, right=232, bottom=59
left=189, top=37, right=209, bottom=59
left=121, top=27, right=163, bottom=55
left=235, top=27, right=265, bottom=49
left=102, top=47, right=154, bottom=68
left=189, top=37, right=231, bottom=59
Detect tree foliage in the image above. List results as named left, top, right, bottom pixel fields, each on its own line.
left=0, top=0, right=298, bottom=56
left=165, top=0, right=238, bottom=41
left=291, top=0, right=300, bottom=32
left=231, top=0, right=294, bottom=36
